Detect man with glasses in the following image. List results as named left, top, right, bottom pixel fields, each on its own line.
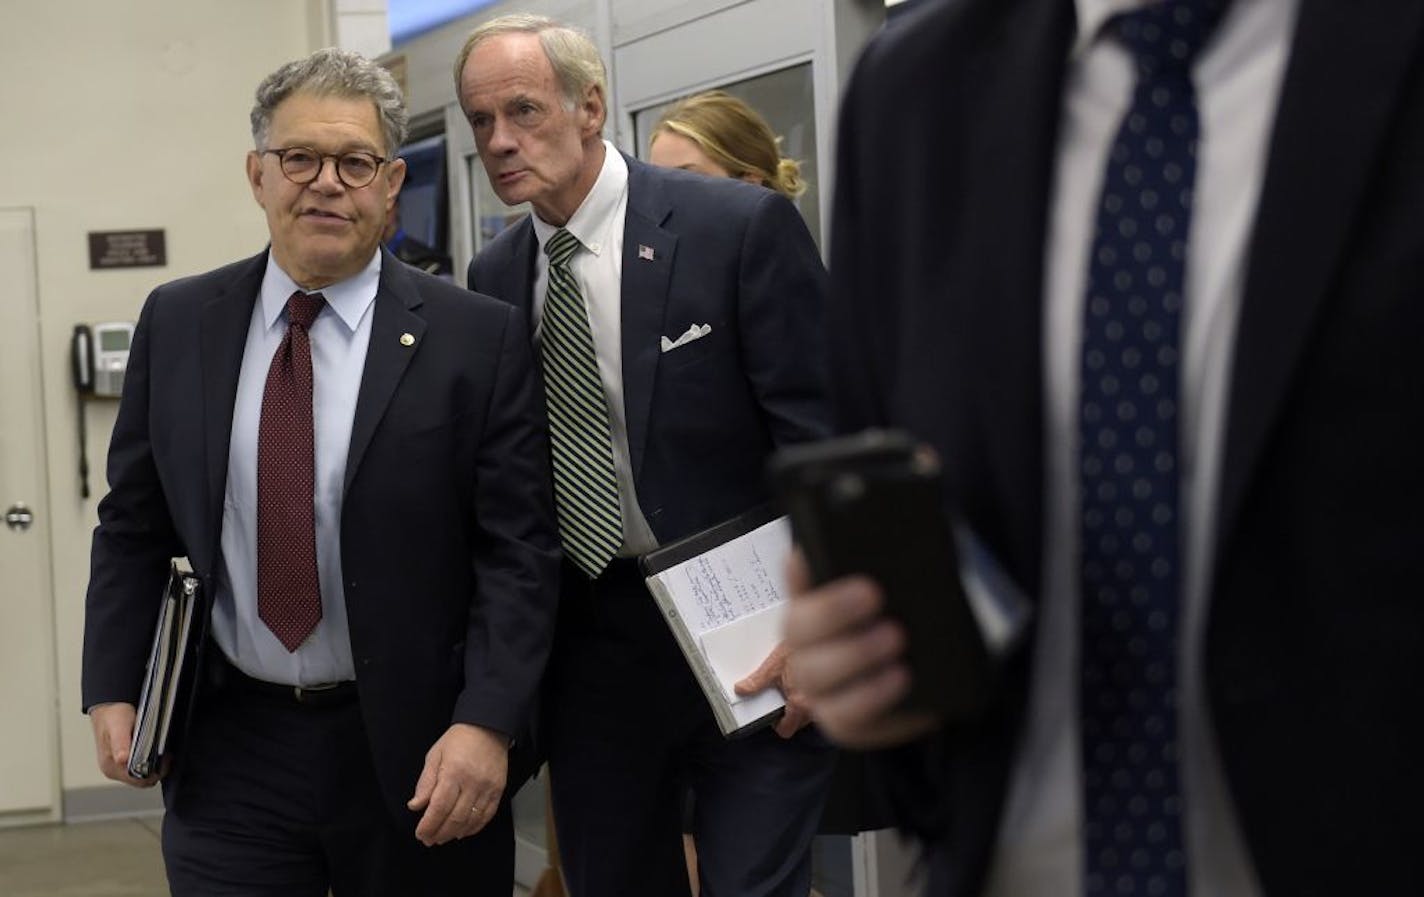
left=82, top=48, right=558, bottom=896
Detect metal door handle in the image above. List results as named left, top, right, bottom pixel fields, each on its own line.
left=4, top=503, right=34, bottom=532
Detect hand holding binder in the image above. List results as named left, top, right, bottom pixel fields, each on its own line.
left=731, top=641, right=812, bottom=739
left=640, top=508, right=793, bottom=737
left=126, top=557, right=204, bottom=780
left=89, top=701, right=158, bottom=786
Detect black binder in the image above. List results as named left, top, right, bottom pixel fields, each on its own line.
left=127, top=558, right=205, bottom=779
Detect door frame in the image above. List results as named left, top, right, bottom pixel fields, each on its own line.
left=0, top=205, right=61, bottom=827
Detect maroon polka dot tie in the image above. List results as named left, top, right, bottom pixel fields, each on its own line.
left=257, top=291, right=325, bottom=652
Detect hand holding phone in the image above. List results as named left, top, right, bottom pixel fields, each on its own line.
left=780, top=550, right=942, bottom=749
left=770, top=430, right=995, bottom=724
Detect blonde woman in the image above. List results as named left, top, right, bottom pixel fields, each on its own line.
left=649, top=90, right=806, bottom=200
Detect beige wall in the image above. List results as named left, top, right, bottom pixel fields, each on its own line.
left=0, top=0, right=329, bottom=795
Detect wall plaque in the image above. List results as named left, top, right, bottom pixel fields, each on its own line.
left=88, top=229, right=166, bottom=269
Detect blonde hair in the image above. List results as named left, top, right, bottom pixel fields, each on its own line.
left=651, top=91, right=805, bottom=199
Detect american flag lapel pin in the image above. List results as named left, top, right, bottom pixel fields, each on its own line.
left=638, top=244, right=655, bottom=261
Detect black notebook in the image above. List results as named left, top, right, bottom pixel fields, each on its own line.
left=127, top=558, right=204, bottom=779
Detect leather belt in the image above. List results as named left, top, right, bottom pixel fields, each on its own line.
left=220, top=655, right=357, bottom=707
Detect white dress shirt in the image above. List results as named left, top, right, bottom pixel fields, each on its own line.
left=983, top=1, right=1299, bottom=894
left=529, top=141, right=659, bottom=557
left=212, top=250, right=379, bottom=686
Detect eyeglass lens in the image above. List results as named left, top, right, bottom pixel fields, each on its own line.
left=278, top=148, right=380, bottom=187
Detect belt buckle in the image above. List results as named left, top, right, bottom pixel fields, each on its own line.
left=293, top=682, right=340, bottom=703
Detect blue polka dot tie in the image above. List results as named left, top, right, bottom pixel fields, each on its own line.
left=1078, top=2, right=1228, bottom=895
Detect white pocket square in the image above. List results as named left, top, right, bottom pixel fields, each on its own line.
left=660, top=323, right=712, bottom=353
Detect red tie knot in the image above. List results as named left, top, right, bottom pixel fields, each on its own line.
left=287, top=291, right=325, bottom=329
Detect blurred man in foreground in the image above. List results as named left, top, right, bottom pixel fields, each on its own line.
left=787, top=0, right=1424, bottom=895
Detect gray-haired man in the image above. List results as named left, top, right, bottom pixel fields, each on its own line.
left=82, top=47, right=558, bottom=895
left=458, top=15, right=836, bottom=897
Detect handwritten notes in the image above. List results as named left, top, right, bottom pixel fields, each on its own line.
left=672, top=519, right=790, bottom=633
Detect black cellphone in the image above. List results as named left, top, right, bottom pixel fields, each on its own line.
left=768, top=430, right=993, bottom=721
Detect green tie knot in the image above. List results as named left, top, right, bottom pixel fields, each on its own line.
left=546, top=228, right=581, bottom=267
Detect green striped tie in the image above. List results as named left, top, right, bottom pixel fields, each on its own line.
left=541, top=228, right=624, bottom=578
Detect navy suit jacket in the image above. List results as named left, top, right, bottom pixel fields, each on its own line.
left=468, top=154, right=831, bottom=545
left=831, top=0, right=1424, bottom=894
left=82, top=248, right=560, bottom=827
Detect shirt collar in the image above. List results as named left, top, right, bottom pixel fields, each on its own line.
left=260, top=248, right=382, bottom=333
left=1072, top=0, right=1154, bottom=56
left=531, top=140, right=629, bottom=260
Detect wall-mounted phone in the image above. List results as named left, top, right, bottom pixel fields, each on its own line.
left=72, top=321, right=134, bottom=398
left=71, top=321, right=134, bottom=499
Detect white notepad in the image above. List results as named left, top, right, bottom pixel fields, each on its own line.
left=642, top=512, right=791, bottom=736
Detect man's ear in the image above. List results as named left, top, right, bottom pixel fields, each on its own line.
left=580, top=84, right=607, bottom=139
left=245, top=151, right=265, bottom=205
left=384, top=157, right=408, bottom=206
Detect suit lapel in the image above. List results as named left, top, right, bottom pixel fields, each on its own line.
left=344, top=250, right=427, bottom=494
left=497, top=218, right=539, bottom=333
left=200, top=252, right=266, bottom=554
left=1215, top=0, right=1424, bottom=559
left=620, top=157, right=676, bottom=481
left=960, top=0, right=1074, bottom=592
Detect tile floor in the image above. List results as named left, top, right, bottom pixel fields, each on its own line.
left=0, top=816, right=166, bottom=897
left=0, top=816, right=531, bottom=897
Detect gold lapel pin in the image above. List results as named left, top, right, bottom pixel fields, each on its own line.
left=400, top=333, right=415, bottom=347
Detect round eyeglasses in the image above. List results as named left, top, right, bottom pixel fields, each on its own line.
left=262, top=146, right=388, bottom=189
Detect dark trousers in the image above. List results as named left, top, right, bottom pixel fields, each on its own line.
left=161, top=668, right=513, bottom=897
left=547, top=560, right=835, bottom=897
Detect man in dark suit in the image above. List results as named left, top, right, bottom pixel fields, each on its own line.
left=785, top=0, right=1424, bottom=896
left=456, top=14, right=836, bottom=897
left=82, top=48, right=559, bottom=896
